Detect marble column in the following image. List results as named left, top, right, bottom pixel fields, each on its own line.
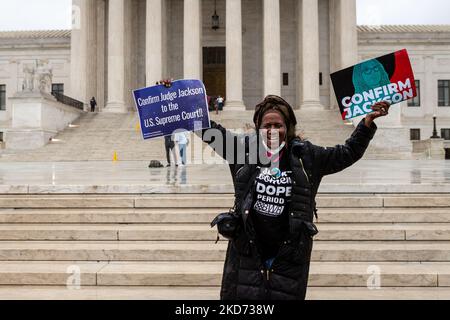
left=337, top=0, right=358, bottom=70
left=6, top=60, right=18, bottom=120
left=183, top=0, right=202, bottom=80
left=105, top=0, right=127, bottom=113
left=70, top=0, right=85, bottom=103
left=299, top=0, right=321, bottom=109
left=96, top=0, right=106, bottom=111
left=263, top=0, right=281, bottom=97
left=86, top=0, right=97, bottom=108
left=329, top=0, right=358, bottom=111
left=70, top=0, right=97, bottom=110
left=124, top=0, right=135, bottom=110
left=225, top=0, right=245, bottom=110
left=146, top=0, right=166, bottom=86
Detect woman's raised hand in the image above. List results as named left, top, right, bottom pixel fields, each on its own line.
left=157, top=79, right=173, bottom=88
left=364, top=101, right=391, bottom=127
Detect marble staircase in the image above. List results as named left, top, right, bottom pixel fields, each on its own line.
left=1, top=192, right=450, bottom=299
left=0, top=108, right=411, bottom=162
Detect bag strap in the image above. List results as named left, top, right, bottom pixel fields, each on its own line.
left=238, top=167, right=260, bottom=229
left=296, top=141, right=319, bottom=222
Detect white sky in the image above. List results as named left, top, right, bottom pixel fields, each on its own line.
left=0, top=0, right=72, bottom=31
left=0, top=0, right=449, bottom=31
left=357, top=0, right=450, bottom=25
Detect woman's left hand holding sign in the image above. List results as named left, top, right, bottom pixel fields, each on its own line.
left=157, top=79, right=173, bottom=88
left=364, top=101, right=391, bottom=128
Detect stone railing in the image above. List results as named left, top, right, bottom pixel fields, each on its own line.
left=412, top=138, right=445, bottom=159
left=7, top=91, right=84, bottom=150
left=51, top=92, right=84, bottom=111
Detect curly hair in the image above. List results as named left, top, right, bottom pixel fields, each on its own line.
left=253, top=95, right=299, bottom=143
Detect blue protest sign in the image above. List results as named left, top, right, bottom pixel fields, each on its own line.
left=132, top=79, right=211, bottom=139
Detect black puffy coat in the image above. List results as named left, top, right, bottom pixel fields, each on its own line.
left=202, top=119, right=377, bottom=300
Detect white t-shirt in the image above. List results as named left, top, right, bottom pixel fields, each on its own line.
left=174, top=131, right=189, bottom=145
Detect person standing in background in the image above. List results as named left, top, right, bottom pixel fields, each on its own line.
left=90, top=97, right=97, bottom=112
left=174, top=130, right=189, bottom=166
left=217, top=95, right=224, bottom=111
left=164, top=135, right=177, bottom=167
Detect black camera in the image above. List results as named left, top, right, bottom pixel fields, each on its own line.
left=210, top=212, right=239, bottom=240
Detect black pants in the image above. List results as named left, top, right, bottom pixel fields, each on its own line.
left=165, top=145, right=174, bottom=163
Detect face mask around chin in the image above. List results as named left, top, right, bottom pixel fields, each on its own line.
left=258, top=128, right=286, bottom=153
left=261, top=138, right=286, bottom=155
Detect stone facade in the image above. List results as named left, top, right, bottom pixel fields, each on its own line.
left=0, top=0, right=356, bottom=117
left=0, top=2, right=450, bottom=153
left=67, top=0, right=356, bottom=112
left=0, top=31, right=71, bottom=122
left=8, top=91, right=83, bottom=150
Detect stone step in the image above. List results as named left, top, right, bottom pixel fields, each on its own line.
left=384, top=197, right=450, bottom=207
left=0, top=196, right=136, bottom=209
left=0, top=261, right=449, bottom=287
left=2, top=207, right=450, bottom=224
left=317, top=207, right=450, bottom=223
left=0, top=285, right=221, bottom=300
left=0, top=261, right=106, bottom=286
left=93, top=261, right=450, bottom=287
left=307, top=287, right=450, bottom=300
left=0, top=208, right=219, bottom=224
left=0, top=195, right=233, bottom=209
left=2, top=285, right=450, bottom=300
left=0, top=241, right=449, bottom=262
left=315, top=224, right=450, bottom=241
left=3, top=194, right=450, bottom=209
left=2, top=223, right=450, bottom=241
